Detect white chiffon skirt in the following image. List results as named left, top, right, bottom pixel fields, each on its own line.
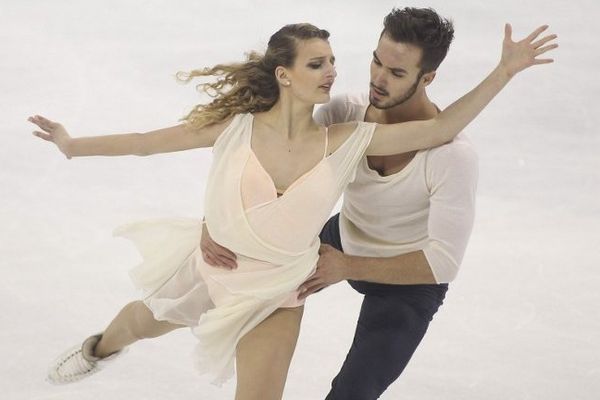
left=113, top=217, right=305, bottom=385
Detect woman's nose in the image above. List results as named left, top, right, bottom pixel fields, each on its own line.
left=327, top=65, right=337, bottom=79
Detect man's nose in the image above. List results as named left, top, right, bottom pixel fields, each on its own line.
left=372, top=70, right=386, bottom=87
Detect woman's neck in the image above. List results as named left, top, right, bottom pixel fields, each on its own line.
left=258, top=99, right=317, bottom=140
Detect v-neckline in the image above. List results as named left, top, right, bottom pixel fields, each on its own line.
left=248, top=114, right=328, bottom=199
left=247, top=150, right=327, bottom=199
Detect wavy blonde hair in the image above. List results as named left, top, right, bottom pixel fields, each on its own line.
left=177, top=23, right=330, bottom=130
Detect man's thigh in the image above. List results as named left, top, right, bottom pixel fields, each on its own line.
left=326, top=291, right=445, bottom=400
left=319, top=213, right=343, bottom=251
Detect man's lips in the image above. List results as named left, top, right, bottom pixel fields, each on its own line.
left=370, top=84, right=387, bottom=96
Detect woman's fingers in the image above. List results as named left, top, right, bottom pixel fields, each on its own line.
left=532, top=34, right=558, bottom=49
left=27, top=116, right=42, bottom=128
left=532, top=58, right=554, bottom=65
left=32, top=130, right=52, bottom=141
left=501, top=24, right=557, bottom=75
left=525, top=25, right=549, bottom=42
left=504, top=23, right=513, bottom=42
left=35, top=115, right=56, bottom=128
left=28, top=115, right=54, bottom=132
left=535, top=43, right=559, bottom=56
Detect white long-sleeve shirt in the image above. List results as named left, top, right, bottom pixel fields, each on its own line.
left=314, top=94, right=479, bottom=283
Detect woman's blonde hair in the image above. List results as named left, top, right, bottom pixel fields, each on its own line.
left=177, top=23, right=330, bottom=130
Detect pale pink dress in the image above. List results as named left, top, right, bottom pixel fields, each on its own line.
left=113, top=113, right=375, bottom=384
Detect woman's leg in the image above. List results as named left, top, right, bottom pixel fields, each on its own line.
left=48, top=300, right=185, bottom=384
left=235, top=306, right=304, bottom=400
left=94, top=300, right=184, bottom=357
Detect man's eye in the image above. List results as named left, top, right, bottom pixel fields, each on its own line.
left=373, top=58, right=382, bottom=65
left=392, top=72, right=405, bottom=78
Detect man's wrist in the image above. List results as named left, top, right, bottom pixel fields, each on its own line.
left=345, top=255, right=363, bottom=281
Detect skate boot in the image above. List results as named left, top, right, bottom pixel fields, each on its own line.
left=47, top=333, right=126, bottom=384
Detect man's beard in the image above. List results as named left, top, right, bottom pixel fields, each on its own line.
left=370, top=71, right=424, bottom=110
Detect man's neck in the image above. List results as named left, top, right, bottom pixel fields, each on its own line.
left=366, top=91, right=438, bottom=124
left=364, top=91, right=440, bottom=175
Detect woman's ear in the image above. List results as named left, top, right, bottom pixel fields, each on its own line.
left=275, top=66, right=291, bottom=87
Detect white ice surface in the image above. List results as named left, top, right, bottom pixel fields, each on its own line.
left=1, top=0, right=599, bottom=399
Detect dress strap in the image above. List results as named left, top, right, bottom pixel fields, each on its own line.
left=322, top=127, right=329, bottom=158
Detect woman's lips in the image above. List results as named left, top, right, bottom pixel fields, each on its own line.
left=319, top=83, right=333, bottom=92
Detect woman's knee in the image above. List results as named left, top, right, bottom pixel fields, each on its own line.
left=125, top=301, right=175, bottom=340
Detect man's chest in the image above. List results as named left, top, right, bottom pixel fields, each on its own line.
left=347, top=162, right=431, bottom=212
left=366, top=151, right=418, bottom=176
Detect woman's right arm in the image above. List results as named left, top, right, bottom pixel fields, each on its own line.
left=28, top=115, right=231, bottom=159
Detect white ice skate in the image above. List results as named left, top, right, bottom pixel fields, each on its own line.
left=47, top=333, right=126, bottom=384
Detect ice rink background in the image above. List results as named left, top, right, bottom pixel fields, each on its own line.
left=1, top=0, right=599, bottom=399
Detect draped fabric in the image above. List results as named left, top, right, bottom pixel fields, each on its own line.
left=114, top=113, right=375, bottom=384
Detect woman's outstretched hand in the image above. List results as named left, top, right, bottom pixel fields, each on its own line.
left=500, top=24, right=558, bottom=78
left=28, top=115, right=72, bottom=159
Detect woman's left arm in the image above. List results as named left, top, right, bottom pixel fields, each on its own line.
left=366, top=24, right=558, bottom=156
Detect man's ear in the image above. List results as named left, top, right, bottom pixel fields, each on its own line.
left=421, top=71, right=436, bottom=87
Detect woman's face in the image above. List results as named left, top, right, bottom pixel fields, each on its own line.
left=284, top=38, right=337, bottom=105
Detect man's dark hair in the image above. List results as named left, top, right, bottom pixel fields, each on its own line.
left=382, top=7, right=454, bottom=73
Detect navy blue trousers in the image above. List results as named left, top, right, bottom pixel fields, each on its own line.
left=319, top=214, right=449, bottom=400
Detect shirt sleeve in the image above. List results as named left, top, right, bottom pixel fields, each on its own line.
left=422, top=139, right=479, bottom=283
left=314, top=95, right=348, bottom=126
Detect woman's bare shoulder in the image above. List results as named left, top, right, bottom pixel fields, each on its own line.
left=326, top=122, right=359, bottom=154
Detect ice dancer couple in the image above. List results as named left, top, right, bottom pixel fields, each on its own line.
left=31, top=7, right=557, bottom=400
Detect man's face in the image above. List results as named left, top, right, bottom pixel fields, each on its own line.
left=369, top=34, right=425, bottom=109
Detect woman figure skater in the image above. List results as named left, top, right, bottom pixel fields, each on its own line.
left=30, top=22, right=556, bottom=400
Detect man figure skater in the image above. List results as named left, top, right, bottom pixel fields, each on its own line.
left=203, top=7, right=478, bottom=399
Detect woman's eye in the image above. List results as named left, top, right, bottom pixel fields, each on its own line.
left=308, top=63, right=322, bottom=69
